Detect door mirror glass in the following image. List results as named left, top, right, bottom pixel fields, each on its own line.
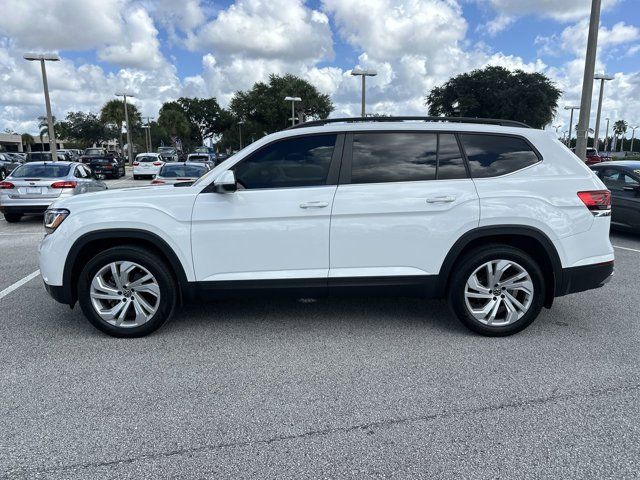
left=213, top=170, right=237, bottom=193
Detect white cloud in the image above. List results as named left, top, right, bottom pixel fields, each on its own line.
left=484, top=0, right=620, bottom=23
left=187, top=0, right=333, bottom=63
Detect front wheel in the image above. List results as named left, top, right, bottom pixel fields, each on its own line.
left=4, top=213, right=22, bottom=223
left=77, top=246, right=177, bottom=337
left=447, top=244, right=545, bottom=336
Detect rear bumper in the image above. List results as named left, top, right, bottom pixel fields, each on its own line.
left=0, top=204, right=49, bottom=214
left=558, top=261, right=614, bottom=296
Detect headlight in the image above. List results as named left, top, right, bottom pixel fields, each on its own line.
left=44, top=208, right=70, bottom=234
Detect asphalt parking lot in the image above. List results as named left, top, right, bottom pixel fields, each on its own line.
left=1, top=174, right=639, bottom=479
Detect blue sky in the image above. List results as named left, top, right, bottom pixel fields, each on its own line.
left=1, top=0, right=639, bottom=134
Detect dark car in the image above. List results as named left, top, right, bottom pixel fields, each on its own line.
left=27, top=152, right=71, bottom=162
left=591, top=161, right=640, bottom=232
left=89, top=157, right=126, bottom=179
left=81, top=148, right=109, bottom=164
left=0, top=153, right=23, bottom=180
left=573, top=147, right=608, bottom=165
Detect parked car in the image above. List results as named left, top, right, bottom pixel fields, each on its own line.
left=150, top=162, right=210, bottom=185
left=89, top=157, right=126, bottom=179
left=80, top=148, right=108, bottom=164
left=0, top=161, right=106, bottom=222
left=572, top=147, right=608, bottom=165
left=27, top=152, right=70, bottom=162
left=133, top=153, right=164, bottom=179
left=590, top=161, right=640, bottom=232
left=58, top=149, right=80, bottom=162
left=186, top=152, right=216, bottom=168
left=39, top=117, right=613, bottom=338
left=0, top=153, right=23, bottom=180
left=157, top=146, right=179, bottom=162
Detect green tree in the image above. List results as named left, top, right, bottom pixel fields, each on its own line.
left=37, top=115, right=56, bottom=145
left=158, top=107, right=190, bottom=150
left=56, top=111, right=109, bottom=148
left=426, top=66, right=562, bottom=129
left=225, top=73, right=333, bottom=144
left=613, top=120, right=628, bottom=152
left=100, top=99, right=141, bottom=150
left=21, top=133, right=35, bottom=153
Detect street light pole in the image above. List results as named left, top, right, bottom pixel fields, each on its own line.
left=575, top=0, right=602, bottom=161
left=115, top=93, right=135, bottom=165
left=145, top=116, right=154, bottom=152
left=351, top=68, right=377, bottom=117
left=284, top=96, right=302, bottom=126
left=593, top=74, right=613, bottom=151
left=604, top=118, right=610, bottom=152
left=24, top=53, right=60, bottom=161
left=565, top=106, right=580, bottom=147
left=238, top=120, right=245, bottom=150
left=629, top=125, right=638, bottom=153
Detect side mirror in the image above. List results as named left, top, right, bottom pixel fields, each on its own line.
left=213, top=170, right=237, bottom=193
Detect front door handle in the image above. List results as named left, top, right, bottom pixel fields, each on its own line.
left=300, top=201, right=329, bottom=209
left=426, top=195, right=456, bottom=203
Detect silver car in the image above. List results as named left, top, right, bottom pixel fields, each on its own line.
left=0, top=161, right=106, bottom=223
left=150, top=162, right=210, bottom=185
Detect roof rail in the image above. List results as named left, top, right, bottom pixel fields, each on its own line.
left=286, top=116, right=531, bottom=130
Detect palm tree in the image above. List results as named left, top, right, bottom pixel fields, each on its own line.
left=37, top=115, right=55, bottom=148
left=158, top=109, right=190, bottom=147
left=613, top=120, right=628, bottom=152
left=100, top=99, right=125, bottom=149
left=21, top=133, right=35, bottom=153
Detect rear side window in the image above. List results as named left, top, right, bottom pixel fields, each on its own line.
left=350, top=132, right=467, bottom=184
left=234, top=134, right=336, bottom=189
left=459, top=134, right=539, bottom=178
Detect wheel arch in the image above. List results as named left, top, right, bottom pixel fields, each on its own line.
left=437, top=226, right=563, bottom=308
left=63, top=229, right=191, bottom=306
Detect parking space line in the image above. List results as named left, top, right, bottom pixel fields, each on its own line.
left=613, top=245, right=640, bottom=254
left=0, top=270, right=40, bottom=300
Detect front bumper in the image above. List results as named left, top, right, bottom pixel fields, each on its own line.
left=558, top=261, right=614, bottom=296
left=44, top=281, right=73, bottom=305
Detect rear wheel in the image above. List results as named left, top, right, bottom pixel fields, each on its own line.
left=77, top=246, right=177, bottom=337
left=133, top=174, right=140, bottom=180
left=4, top=213, right=22, bottom=223
left=447, top=244, right=544, bottom=336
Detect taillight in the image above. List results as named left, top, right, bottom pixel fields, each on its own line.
left=104, top=165, right=113, bottom=169
left=0, top=181, right=15, bottom=189
left=133, top=162, right=139, bottom=166
left=578, top=190, right=611, bottom=216
left=153, top=162, right=162, bottom=166
left=51, top=181, right=78, bottom=189
left=151, top=179, right=165, bottom=185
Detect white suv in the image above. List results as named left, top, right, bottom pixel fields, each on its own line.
left=38, top=118, right=614, bottom=337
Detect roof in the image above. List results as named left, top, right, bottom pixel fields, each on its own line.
left=593, top=160, right=640, bottom=169
left=288, top=116, right=531, bottom=130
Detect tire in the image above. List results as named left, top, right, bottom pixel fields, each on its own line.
left=447, top=244, right=545, bottom=336
left=77, top=246, right=177, bottom=337
left=4, top=213, right=22, bottom=223
left=133, top=174, right=140, bottom=180
left=0, top=169, right=6, bottom=180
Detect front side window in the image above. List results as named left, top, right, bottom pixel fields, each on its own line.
left=350, top=132, right=467, bottom=184
left=600, top=168, right=622, bottom=188
left=459, top=134, right=540, bottom=178
left=234, top=134, right=336, bottom=189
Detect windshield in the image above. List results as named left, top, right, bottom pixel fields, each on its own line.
left=11, top=163, right=71, bottom=178
left=159, top=164, right=207, bottom=178
left=158, top=147, right=175, bottom=153
left=85, top=148, right=103, bottom=155
left=137, top=156, right=159, bottom=163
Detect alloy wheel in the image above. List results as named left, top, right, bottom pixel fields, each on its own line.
left=89, top=261, right=161, bottom=328
left=464, top=259, right=534, bottom=326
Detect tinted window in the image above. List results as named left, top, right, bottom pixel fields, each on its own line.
left=350, top=132, right=467, bottom=184
left=84, top=149, right=103, bottom=155
left=351, top=133, right=437, bottom=184
left=437, top=134, right=467, bottom=180
left=11, top=164, right=71, bottom=178
left=137, top=156, right=159, bottom=163
left=622, top=173, right=639, bottom=186
left=234, top=134, right=336, bottom=189
left=159, top=164, right=207, bottom=178
left=460, top=134, right=539, bottom=178
left=600, top=168, right=622, bottom=187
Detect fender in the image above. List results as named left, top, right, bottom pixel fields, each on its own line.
left=60, top=229, right=191, bottom=305
left=435, top=225, right=563, bottom=303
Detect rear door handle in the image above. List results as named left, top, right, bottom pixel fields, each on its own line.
left=300, top=201, right=329, bottom=209
left=425, top=195, right=456, bottom=203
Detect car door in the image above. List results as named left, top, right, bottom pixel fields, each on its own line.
left=598, top=167, right=630, bottom=228
left=329, top=131, right=480, bottom=284
left=191, top=133, right=343, bottom=285
left=618, top=171, right=640, bottom=230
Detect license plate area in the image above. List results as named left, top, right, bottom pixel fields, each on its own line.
left=26, top=187, right=42, bottom=194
